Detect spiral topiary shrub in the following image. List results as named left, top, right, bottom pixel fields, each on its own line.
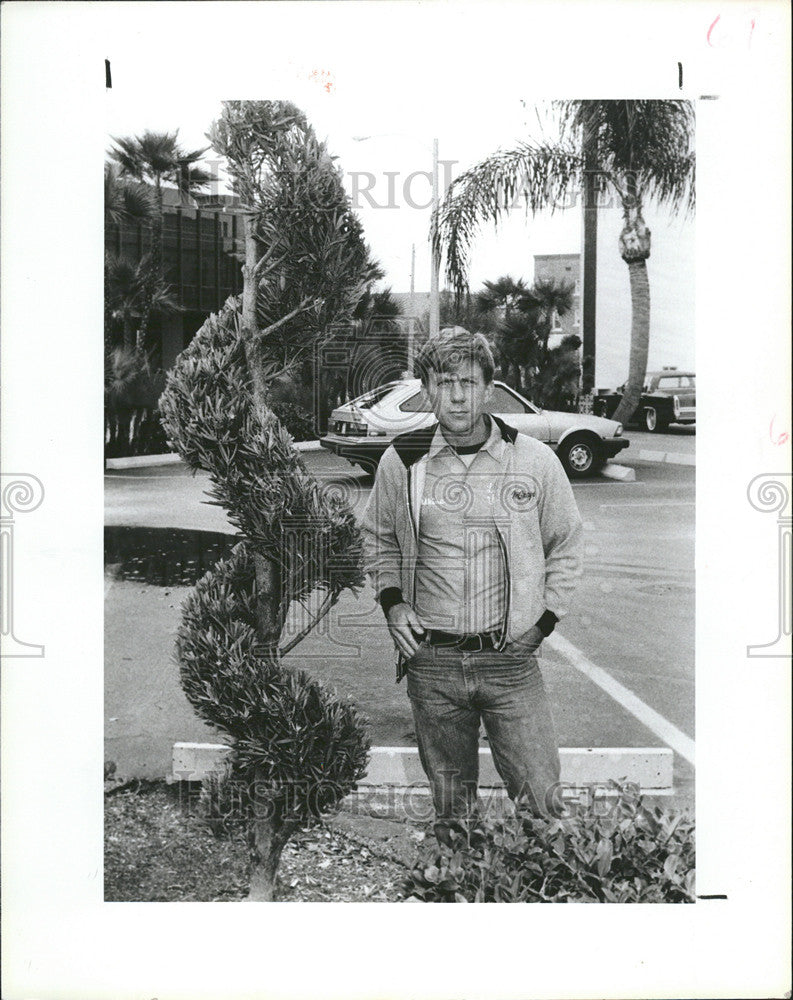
left=159, top=100, right=380, bottom=900
left=160, top=298, right=371, bottom=899
left=177, top=542, right=369, bottom=805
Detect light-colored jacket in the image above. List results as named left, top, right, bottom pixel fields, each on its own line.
left=361, top=415, right=583, bottom=660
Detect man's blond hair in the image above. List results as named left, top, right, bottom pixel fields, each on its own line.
left=415, top=327, right=495, bottom=385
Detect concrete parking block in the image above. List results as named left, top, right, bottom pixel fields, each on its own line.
left=600, top=463, right=637, bottom=482
left=171, top=742, right=673, bottom=795
left=171, top=741, right=232, bottom=781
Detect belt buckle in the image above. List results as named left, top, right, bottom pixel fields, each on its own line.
left=468, top=633, right=484, bottom=652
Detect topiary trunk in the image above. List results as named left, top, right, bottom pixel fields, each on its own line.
left=247, top=768, right=301, bottom=901
left=241, top=213, right=292, bottom=899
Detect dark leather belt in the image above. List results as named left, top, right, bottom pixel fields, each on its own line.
left=425, top=629, right=498, bottom=652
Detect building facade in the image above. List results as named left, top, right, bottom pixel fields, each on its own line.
left=533, top=253, right=581, bottom=348
left=105, top=187, right=247, bottom=369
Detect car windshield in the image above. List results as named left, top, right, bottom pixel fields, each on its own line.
left=347, top=382, right=402, bottom=410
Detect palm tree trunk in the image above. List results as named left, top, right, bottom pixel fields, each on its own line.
left=612, top=260, right=650, bottom=425
left=104, top=270, right=115, bottom=352
left=122, top=311, right=135, bottom=350
left=136, top=180, right=163, bottom=354
left=612, top=196, right=651, bottom=426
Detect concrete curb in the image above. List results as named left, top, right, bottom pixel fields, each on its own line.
left=171, top=742, right=674, bottom=798
left=635, top=449, right=695, bottom=467
left=105, top=453, right=182, bottom=469
left=106, top=443, right=692, bottom=471
left=105, top=440, right=323, bottom=470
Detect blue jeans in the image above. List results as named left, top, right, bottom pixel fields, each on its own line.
left=406, top=639, right=562, bottom=837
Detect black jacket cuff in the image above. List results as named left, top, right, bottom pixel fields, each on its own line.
left=378, top=587, right=404, bottom=616
left=536, top=610, right=559, bottom=637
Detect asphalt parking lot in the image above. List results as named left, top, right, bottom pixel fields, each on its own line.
left=105, top=430, right=695, bottom=803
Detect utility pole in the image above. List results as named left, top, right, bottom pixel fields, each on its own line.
left=408, top=242, right=416, bottom=371
left=429, top=138, right=440, bottom=338
left=582, top=137, right=598, bottom=393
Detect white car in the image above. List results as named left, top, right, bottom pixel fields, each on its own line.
left=321, top=379, right=629, bottom=478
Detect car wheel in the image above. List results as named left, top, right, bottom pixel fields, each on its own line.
left=644, top=407, right=659, bottom=432
left=558, top=436, right=598, bottom=478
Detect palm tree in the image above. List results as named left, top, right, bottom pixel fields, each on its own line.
left=104, top=162, right=155, bottom=227
left=473, top=276, right=541, bottom=390
left=104, top=252, right=181, bottom=352
left=494, top=310, right=541, bottom=392
left=104, top=164, right=157, bottom=349
left=476, top=275, right=532, bottom=321
left=536, top=333, right=583, bottom=411
left=108, top=129, right=212, bottom=208
left=342, top=286, right=405, bottom=408
left=108, top=130, right=212, bottom=344
left=433, top=100, right=695, bottom=425
left=530, top=274, right=575, bottom=366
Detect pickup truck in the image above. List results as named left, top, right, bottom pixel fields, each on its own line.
left=595, top=369, right=696, bottom=433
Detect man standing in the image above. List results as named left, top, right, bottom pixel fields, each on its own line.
left=361, top=328, right=583, bottom=837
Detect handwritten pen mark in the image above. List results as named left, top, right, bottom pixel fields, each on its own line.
left=770, top=414, right=790, bottom=447
left=707, top=11, right=757, bottom=49
left=105, top=59, right=112, bottom=88
left=697, top=894, right=728, bottom=900
left=678, top=62, right=683, bottom=89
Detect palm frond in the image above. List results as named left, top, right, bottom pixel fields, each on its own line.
left=104, top=163, right=156, bottom=226
left=108, top=129, right=211, bottom=194
left=105, top=251, right=181, bottom=317
left=434, top=142, right=582, bottom=294
left=555, top=99, right=695, bottom=214
left=529, top=275, right=575, bottom=317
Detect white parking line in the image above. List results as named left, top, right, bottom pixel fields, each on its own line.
left=547, top=632, right=695, bottom=765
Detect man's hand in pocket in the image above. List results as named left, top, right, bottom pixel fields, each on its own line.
left=506, top=624, right=544, bottom=657
left=386, top=602, right=426, bottom=658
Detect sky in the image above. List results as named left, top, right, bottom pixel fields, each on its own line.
left=105, top=29, right=695, bottom=389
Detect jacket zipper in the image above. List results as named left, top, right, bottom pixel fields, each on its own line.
left=494, top=524, right=511, bottom=649
left=406, top=464, right=419, bottom=603
left=396, top=464, right=421, bottom=684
